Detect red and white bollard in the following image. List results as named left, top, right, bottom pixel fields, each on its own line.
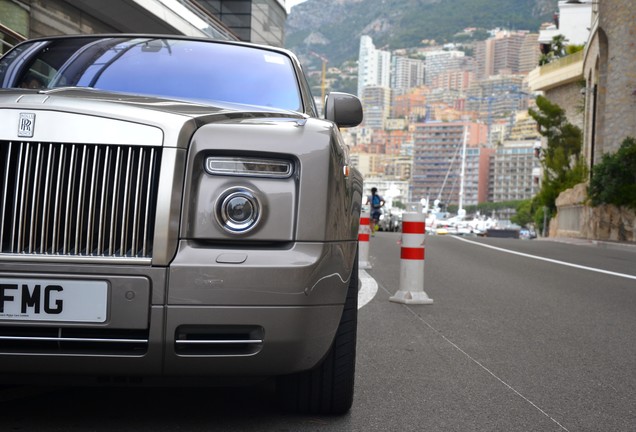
left=358, top=211, right=372, bottom=269
left=390, top=212, right=434, bottom=304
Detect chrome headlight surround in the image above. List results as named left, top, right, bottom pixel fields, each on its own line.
left=215, top=188, right=261, bottom=234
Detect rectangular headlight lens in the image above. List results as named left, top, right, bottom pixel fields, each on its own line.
left=205, top=157, right=293, bottom=178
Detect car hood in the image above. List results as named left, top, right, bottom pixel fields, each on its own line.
left=0, top=88, right=312, bottom=148
left=0, top=87, right=307, bottom=120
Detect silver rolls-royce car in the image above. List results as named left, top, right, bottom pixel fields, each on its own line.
left=0, top=35, right=363, bottom=415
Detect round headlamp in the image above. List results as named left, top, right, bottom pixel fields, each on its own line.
left=217, top=188, right=260, bottom=233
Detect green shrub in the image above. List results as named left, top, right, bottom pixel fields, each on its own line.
left=589, top=137, right=636, bottom=209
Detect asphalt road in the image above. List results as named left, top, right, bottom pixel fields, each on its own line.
left=1, top=234, right=635, bottom=431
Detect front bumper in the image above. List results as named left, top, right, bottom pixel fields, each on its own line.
left=0, top=240, right=356, bottom=379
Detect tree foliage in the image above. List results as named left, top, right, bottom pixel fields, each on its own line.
left=528, top=96, right=587, bottom=215
left=588, top=137, right=636, bottom=209
left=510, top=199, right=534, bottom=227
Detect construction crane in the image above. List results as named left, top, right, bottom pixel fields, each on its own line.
left=309, top=51, right=328, bottom=107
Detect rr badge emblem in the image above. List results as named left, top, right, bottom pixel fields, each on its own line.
left=18, top=113, right=36, bottom=138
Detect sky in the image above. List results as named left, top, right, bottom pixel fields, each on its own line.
left=285, top=0, right=307, bottom=13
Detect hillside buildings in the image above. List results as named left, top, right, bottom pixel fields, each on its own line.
left=346, top=0, right=604, bottom=223
left=353, top=33, right=540, bottom=209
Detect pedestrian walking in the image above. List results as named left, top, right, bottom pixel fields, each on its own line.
left=368, top=187, right=385, bottom=236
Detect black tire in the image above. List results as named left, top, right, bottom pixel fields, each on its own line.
left=277, top=247, right=359, bottom=415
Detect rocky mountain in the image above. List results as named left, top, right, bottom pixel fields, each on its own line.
left=286, top=0, right=558, bottom=69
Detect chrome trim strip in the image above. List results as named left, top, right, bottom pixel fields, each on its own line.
left=16, top=142, right=30, bottom=253
left=142, top=149, right=155, bottom=257
left=40, top=144, right=53, bottom=254
left=10, top=143, right=22, bottom=252
left=131, top=148, right=143, bottom=255
left=28, top=143, right=42, bottom=253
left=109, top=146, right=121, bottom=256
left=175, top=340, right=264, bottom=344
left=63, top=145, right=76, bottom=255
left=86, top=145, right=99, bottom=254
left=74, top=145, right=87, bottom=254
left=97, top=146, right=110, bottom=256
left=52, top=145, right=64, bottom=252
left=1, top=141, right=12, bottom=249
left=0, top=253, right=151, bottom=264
left=121, top=148, right=133, bottom=255
left=0, top=336, right=149, bottom=343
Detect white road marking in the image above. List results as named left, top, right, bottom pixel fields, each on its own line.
left=401, top=306, right=571, bottom=432
left=451, top=236, right=636, bottom=280
left=358, top=269, right=378, bottom=309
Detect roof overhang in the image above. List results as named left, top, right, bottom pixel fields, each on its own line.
left=62, top=0, right=235, bottom=39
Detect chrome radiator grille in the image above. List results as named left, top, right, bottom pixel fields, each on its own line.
left=0, top=141, right=161, bottom=259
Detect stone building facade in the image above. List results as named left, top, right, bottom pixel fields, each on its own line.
left=582, top=0, right=636, bottom=164
left=554, top=0, right=636, bottom=242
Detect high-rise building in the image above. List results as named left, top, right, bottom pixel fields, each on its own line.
left=475, top=30, right=537, bottom=79
left=357, top=35, right=391, bottom=96
left=391, top=56, right=425, bottom=90
left=465, top=75, right=531, bottom=142
left=431, top=69, right=474, bottom=92
left=519, top=33, right=541, bottom=74
left=490, top=141, right=541, bottom=202
left=424, top=50, right=465, bottom=86
left=411, top=121, right=488, bottom=206
left=361, top=86, right=392, bottom=130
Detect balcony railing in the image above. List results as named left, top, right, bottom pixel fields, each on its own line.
left=539, top=50, right=584, bottom=75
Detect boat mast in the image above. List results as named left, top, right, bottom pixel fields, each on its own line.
left=458, top=126, right=468, bottom=217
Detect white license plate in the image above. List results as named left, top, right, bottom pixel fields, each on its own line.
left=0, top=278, right=108, bottom=323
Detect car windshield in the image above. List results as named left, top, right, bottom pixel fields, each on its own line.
left=0, top=37, right=302, bottom=112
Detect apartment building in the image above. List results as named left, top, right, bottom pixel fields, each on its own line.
left=411, top=121, right=488, bottom=206
left=475, top=30, right=539, bottom=80
left=391, top=56, right=425, bottom=90
left=357, top=35, right=391, bottom=96
left=490, top=141, right=541, bottom=202
left=361, top=85, right=392, bottom=130
left=424, top=50, right=465, bottom=86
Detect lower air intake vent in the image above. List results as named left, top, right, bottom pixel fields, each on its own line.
left=0, top=326, right=149, bottom=355
left=175, top=325, right=264, bottom=356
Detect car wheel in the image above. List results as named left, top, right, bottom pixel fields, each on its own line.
left=277, top=247, right=358, bottom=415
